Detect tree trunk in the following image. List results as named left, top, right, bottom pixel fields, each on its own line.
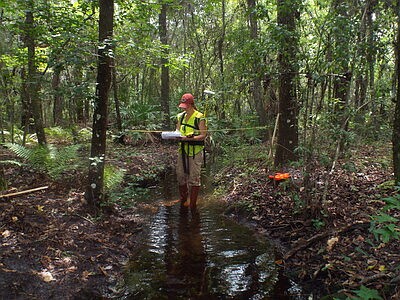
left=20, top=67, right=31, bottom=144
left=159, top=2, right=170, bottom=130
left=189, top=8, right=205, bottom=99
left=366, top=0, right=378, bottom=130
left=274, top=0, right=299, bottom=166
left=73, top=67, right=85, bottom=124
left=393, top=0, right=400, bottom=185
left=247, top=0, right=268, bottom=137
left=331, top=0, right=352, bottom=154
left=112, top=59, right=122, bottom=132
left=217, top=0, right=226, bottom=120
left=52, top=64, right=64, bottom=126
left=333, top=72, right=352, bottom=154
left=85, top=0, right=114, bottom=208
left=24, top=6, right=46, bottom=146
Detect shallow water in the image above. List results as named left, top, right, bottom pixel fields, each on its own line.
left=119, top=178, right=305, bottom=299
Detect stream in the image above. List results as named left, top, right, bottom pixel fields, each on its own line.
left=118, top=175, right=307, bottom=299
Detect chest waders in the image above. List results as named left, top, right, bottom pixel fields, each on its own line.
left=179, top=113, right=206, bottom=174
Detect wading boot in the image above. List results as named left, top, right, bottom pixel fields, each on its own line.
left=189, top=186, right=200, bottom=211
left=179, top=185, right=188, bottom=207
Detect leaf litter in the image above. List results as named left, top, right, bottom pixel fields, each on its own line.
left=0, top=141, right=399, bottom=299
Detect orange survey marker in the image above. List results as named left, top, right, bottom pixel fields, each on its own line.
left=269, top=173, right=291, bottom=181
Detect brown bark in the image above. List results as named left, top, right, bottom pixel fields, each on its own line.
left=159, top=2, right=170, bottom=130
left=52, top=64, right=63, bottom=126
left=112, top=59, right=122, bottom=132
left=24, top=5, right=46, bottom=146
left=85, top=0, right=114, bottom=208
left=274, top=0, right=299, bottom=166
left=332, top=0, right=352, bottom=154
left=20, top=67, right=31, bottom=145
left=393, top=0, right=400, bottom=185
left=247, top=0, right=268, bottom=139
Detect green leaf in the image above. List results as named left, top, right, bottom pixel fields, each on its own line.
left=372, top=212, right=398, bottom=223
left=354, top=285, right=383, bottom=300
left=381, top=196, right=400, bottom=210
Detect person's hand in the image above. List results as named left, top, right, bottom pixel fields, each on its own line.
left=180, top=134, right=193, bottom=141
left=185, top=134, right=194, bottom=140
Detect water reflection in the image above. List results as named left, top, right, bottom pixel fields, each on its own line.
left=165, top=208, right=207, bottom=298
left=117, top=170, right=310, bottom=299
left=123, top=197, right=285, bottom=299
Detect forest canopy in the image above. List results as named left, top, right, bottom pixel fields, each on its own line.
left=0, top=0, right=399, bottom=187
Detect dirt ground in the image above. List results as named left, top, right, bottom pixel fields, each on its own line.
left=1, top=141, right=399, bottom=299
left=0, top=142, right=177, bottom=299
left=215, top=144, right=400, bottom=299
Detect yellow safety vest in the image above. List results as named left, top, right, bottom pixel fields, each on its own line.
left=177, top=110, right=206, bottom=156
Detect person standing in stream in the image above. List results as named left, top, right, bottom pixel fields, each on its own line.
left=176, top=93, right=207, bottom=211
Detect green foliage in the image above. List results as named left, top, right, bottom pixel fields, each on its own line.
left=292, top=193, right=304, bottom=213
left=342, top=161, right=357, bottom=173
left=0, top=160, right=23, bottom=167
left=129, top=164, right=166, bottom=183
left=74, top=128, right=93, bottom=143
left=104, top=164, right=126, bottom=192
left=44, top=127, right=74, bottom=143
left=332, top=285, right=383, bottom=300
left=0, top=128, right=36, bottom=144
left=369, top=188, right=400, bottom=243
left=107, top=182, right=150, bottom=209
left=4, top=143, right=84, bottom=180
left=120, top=101, right=162, bottom=129
left=312, top=218, right=325, bottom=230
left=228, top=199, right=256, bottom=216
left=352, top=285, right=383, bottom=300
left=218, top=143, right=270, bottom=169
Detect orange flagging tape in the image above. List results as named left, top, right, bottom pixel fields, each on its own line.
left=269, top=173, right=291, bottom=181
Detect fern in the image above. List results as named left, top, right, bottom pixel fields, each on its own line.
left=47, top=144, right=83, bottom=179
left=44, top=127, right=73, bottom=141
left=104, top=165, right=126, bottom=191
left=4, top=143, right=125, bottom=190
left=5, top=143, right=36, bottom=161
left=0, top=160, right=23, bottom=167
left=4, top=143, right=84, bottom=179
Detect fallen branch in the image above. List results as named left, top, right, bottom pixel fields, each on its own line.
left=284, top=221, right=370, bottom=260
left=73, top=213, right=95, bottom=224
left=360, top=273, right=390, bottom=285
left=0, top=186, right=49, bottom=199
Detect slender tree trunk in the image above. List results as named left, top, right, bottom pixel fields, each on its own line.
left=52, top=64, right=63, bottom=126
left=333, top=71, right=352, bottom=154
left=85, top=0, right=114, bottom=208
left=247, top=0, right=268, bottom=135
left=217, top=0, right=226, bottom=120
left=20, top=67, right=30, bottom=145
left=354, top=75, right=367, bottom=109
left=24, top=5, right=46, bottom=146
left=159, top=2, right=170, bottom=129
left=189, top=9, right=205, bottom=97
left=332, top=0, right=352, bottom=154
left=0, top=72, right=14, bottom=143
left=366, top=0, right=378, bottom=129
left=112, top=59, right=122, bottom=132
left=274, top=0, right=299, bottom=166
left=73, top=67, right=85, bottom=124
left=393, top=0, right=400, bottom=184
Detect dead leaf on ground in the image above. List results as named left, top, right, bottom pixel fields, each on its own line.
left=326, top=236, right=339, bottom=251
